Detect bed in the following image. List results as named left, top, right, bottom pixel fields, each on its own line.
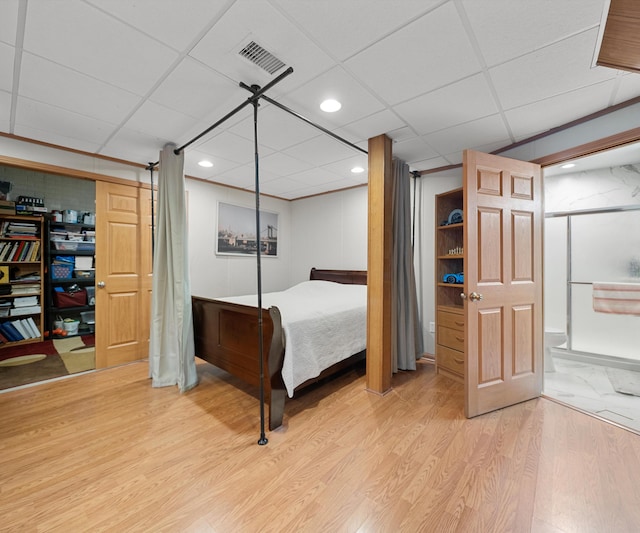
left=192, top=268, right=367, bottom=430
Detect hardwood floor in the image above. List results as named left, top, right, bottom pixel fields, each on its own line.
left=1, top=357, right=639, bottom=532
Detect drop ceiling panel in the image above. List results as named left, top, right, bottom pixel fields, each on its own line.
left=189, top=0, right=334, bottom=97
left=85, top=0, right=230, bottom=51
left=321, top=154, right=369, bottom=182
left=183, top=150, right=242, bottom=180
left=22, top=1, right=179, bottom=95
left=123, top=100, right=203, bottom=141
left=424, top=114, right=510, bottom=155
left=490, top=29, right=617, bottom=110
left=392, top=137, right=439, bottom=164
left=258, top=152, right=314, bottom=177
left=0, top=91, right=11, bottom=132
left=0, top=0, right=18, bottom=46
left=19, top=53, right=141, bottom=124
left=394, top=74, right=499, bottom=136
left=196, top=130, right=272, bottom=165
left=344, top=2, right=481, bottom=105
left=286, top=167, right=344, bottom=187
left=280, top=66, right=385, bottom=130
left=333, top=109, right=405, bottom=145
left=100, top=128, right=170, bottom=163
left=227, top=104, right=321, bottom=151
left=281, top=134, right=357, bottom=167
left=260, top=177, right=304, bottom=197
left=614, top=73, right=640, bottom=103
left=505, top=80, right=617, bottom=140
left=0, top=42, right=14, bottom=93
left=461, top=0, right=605, bottom=67
left=14, top=98, right=112, bottom=152
left=148, top=57, right=241, bottom=120
left=270, top=0, right=440, bottom=61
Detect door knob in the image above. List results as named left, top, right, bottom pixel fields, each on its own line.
left=469, top=292, right=483, bottom=301
left=97, top=281, right=106, bottom=288
left=460, top=292, right=467, bottom=300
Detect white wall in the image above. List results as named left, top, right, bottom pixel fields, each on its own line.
left=289, top=186, right=368, bottom=284
left=186, top=179, right=292, bottom=298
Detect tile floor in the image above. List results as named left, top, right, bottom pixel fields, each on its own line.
left=543, top=355, right=640, bottom=434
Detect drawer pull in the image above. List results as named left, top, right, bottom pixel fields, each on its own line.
left=455, top=321, right=464, bottom=326
left=454, top=358, right=464, bottom=364
left=455, top=336, right=464, bottom=342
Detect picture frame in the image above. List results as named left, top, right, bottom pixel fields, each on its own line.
left=216, top=201, right=278, bottom=257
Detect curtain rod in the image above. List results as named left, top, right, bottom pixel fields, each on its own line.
left=145, top=67, right=294, bottom=170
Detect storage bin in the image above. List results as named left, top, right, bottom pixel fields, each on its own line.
left=53, top=289, right=87, bottom=308
left=63, top=319, right=79, bottom=335
left=76, top=242, right=95, bottom=252
left=73, top=269, right=95, bottom=279
left=67, top=232, right=84, bottom=242
left=80, top=310, right=95, bottom=324
left=51, top=263, right=73, bottom=279
left=54, top=241, right=78, bottom=251
left=86, top=286, right=95, bottom=305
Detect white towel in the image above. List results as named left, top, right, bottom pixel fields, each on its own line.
left=593, top=282, right=640, bottom=316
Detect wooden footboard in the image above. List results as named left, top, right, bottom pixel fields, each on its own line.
left=192, top=268, right=366, bottom=430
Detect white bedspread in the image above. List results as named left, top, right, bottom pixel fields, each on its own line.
left=218, top=280, right=367, bottom=397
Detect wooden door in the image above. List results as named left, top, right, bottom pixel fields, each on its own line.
left=95, top=182, right=153, bottom=368
left=463, top=150, right=543, bottom=417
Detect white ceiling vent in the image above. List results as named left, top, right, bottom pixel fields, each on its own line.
left=238, top=41, right=286, bottom=75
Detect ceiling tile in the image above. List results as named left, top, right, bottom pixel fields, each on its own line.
left=227, top=104, right=321, bottom=152
left=100, top=127, right=169, bottom=164
left=0, top=90, right=11, bottom=131
left=321, top=154, right=369, bottom=181
left=196, top=130, right=272, bottom=165
left=281, top=133, right=357, bottom=167
left=0, top=42, right=14, bottom=93
left=258, top=152, right=314, bottom=177
left=345, top=2, right=481, bottom=105
left=424, top=114, right=510, bottom=155
left=461, top=0, right=605, bottom=67
left=394, top=74, right=498, bottom=135
left=392, top=137, right=439, bottom=164
left=410, top=155, right=451, bottom=171
left=270, top=0, right=440, bottom=61
left=614, top=73, right=640, bottom=104
left=19, top=52, right=141, bottom=124
left=0, top=0, right=19, bottom=46
left=85, top=0, right=230, bottom=51
left=280, top=66, right=385, bottom=131
left=189, top=0, right=334, bottom=98
left=490, top=29, right=616, bottom=110
left=183, top=149, right=242, bottom=180
left=23, top=0, right=178, bottom=95
left=505, top=80, right=617, bottom=140
left=286, top=167, right=344, bottom=187
left=123, top=100, right=203, bottom=144
left=333, top=109, right=406, bottom=145
left=148, top=57, right=241, bottom=120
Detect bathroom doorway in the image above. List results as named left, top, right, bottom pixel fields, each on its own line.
left=542, top=142, right=640, bottom=433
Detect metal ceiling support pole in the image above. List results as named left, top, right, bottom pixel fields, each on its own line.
left=248, top=84, right=268, bottom=446
left=145, top=67, right=294, bottom=168
left=147, top=163, right=156, bottom=260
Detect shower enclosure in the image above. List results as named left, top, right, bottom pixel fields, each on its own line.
left=545, top=207, right=640, bottom=368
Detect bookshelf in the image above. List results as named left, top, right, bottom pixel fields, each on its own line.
left=0, top=214, right=45, bottom=346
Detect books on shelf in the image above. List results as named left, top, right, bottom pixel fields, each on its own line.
left=12, top=295, right=39, bottom=307
left=0, top=240, right=40, bottom=262
left=0, top=317, right=41, bottom=342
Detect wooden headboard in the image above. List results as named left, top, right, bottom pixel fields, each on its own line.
left=309, top=268, right=367, bottom=285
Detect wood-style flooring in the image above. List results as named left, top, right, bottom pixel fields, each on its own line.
left=1, top=357, right=639, bottom=532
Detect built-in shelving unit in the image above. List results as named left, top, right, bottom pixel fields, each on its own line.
left=0, top=214, right=45, bottom=347
left=435, top=187, right=465, bottom=382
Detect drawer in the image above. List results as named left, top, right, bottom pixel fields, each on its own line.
left=437, top=344, right=464, bottom=376
left=437, top=325, right=464, bottom=352
left=437, top=310, right=465, bottom=331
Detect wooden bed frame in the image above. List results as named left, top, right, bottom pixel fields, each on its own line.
left=192, top=268, right=367, bottom=430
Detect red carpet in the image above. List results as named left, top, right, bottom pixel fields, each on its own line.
left=0, top=335, right=95, bottom=390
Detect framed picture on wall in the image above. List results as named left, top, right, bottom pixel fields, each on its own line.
left=216, top=201, right=279, bottom=257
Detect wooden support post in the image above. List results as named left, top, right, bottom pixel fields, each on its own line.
left=366, top=134, right=393, bottom=394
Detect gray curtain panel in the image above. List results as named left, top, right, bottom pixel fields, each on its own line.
left=392, top=158, right=424, bottom=371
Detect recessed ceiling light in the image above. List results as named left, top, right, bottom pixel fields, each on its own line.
left=561, top=163, right=576, bottom=169
left=320, top=99, right=341, bottom=112
left=198, top=160, right=213, bottom=168
left=351, top=166, right=365, bottom=174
